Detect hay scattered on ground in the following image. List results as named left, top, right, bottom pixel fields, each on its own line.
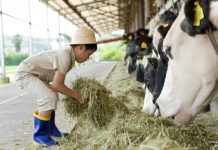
left=54, top=62, right=218, bottom=150
left=64, top=77, right=128, bottom=128
left=56, top=110, right=218, bottom=150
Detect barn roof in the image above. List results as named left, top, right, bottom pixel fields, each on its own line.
left=40, top=0, right=157, bottom=35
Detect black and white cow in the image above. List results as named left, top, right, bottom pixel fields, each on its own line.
left=142, top=11, right=177, bottom=114
left=125, top=28, right=152, bottom=83
left=134, top=29, right=152, bottom=83
left=144, top=0, right=218, bottom=124
left=124, top=32, right=138, bottom=73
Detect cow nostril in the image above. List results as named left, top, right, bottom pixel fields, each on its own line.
left=154, top=103, right=161, bottom=116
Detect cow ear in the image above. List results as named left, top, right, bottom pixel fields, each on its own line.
left=136, top=28, right=149, bottom=37
left=180, top=18, right=195, bottom=36
left=135, top=37, right=148, bottom=49
left=157, top=25, right=171, bottom=38
left=159, top=10, right=177, bottom=25
left=127, top=33, right=135, bottom=41
left=135, top=37, right=152, bottom=55
left=182, top=0, right=211, bottom=36
left=183, top=0, right=195, bottom=25
left=148, top=58, right=158, bottom=68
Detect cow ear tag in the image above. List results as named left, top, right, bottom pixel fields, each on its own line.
left=140, top=31, right=145, bottom=36
left=138, top=59, right=143, bottom=64
left=128, top=35, right=132, bottom=40
left=141, top=42, right=147, bottom=49
left=193, top=1, right=204, bottom=26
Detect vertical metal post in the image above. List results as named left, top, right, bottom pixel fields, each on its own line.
left=58, top=14, right=61, bottom=48
left=0, top=0, right=5, bottom=76
left=171, top=0, right=175, bottom=9
left=144, top=0, right=151, bottom=24
left=28, top=0, right=32, bottom=56
left=46, top=5, right=49, bottom=50
left=138, top=0, right=144, bottom=28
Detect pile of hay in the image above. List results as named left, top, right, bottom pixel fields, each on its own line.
left=107, top=111, right=218, bottom=149
left=63, top=77, right=218, bottom=149
left=28, top=63, right=218, bottom=150
left=56, top=109, right=218, bottom=150
left=64, top=77, right=128, bottom=128
left=58, top=110, right=218, bottom=150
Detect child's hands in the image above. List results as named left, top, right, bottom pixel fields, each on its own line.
left=81, top=98, right=89, bottom=108
left=73, top=92, right=85, bottom=104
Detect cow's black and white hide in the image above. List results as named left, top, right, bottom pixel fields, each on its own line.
left=124, top=32, right=139, bottom=74
left=159, top=10, right=178, bottom=25
left=135, top=35, right=153, bottom=83
left=136, top=28, right=149, bottom=37
left=147, top=0, right=218, bottom=124
left=142, top=11, right=177, bottom=113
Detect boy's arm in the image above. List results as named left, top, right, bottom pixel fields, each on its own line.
left=52, top=70, right=84, bottom=104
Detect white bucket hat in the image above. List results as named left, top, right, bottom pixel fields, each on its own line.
left=71, top=27, right=97, bottom=45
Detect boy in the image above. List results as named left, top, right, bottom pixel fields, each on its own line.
left=15, top=28, right=97, bottom=146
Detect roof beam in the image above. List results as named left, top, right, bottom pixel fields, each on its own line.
left=75, top=0, right=116, bottom=7
left=76, top=1, right=126, bottom=12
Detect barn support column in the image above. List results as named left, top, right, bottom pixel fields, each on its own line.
left=130, top=0, right=137, bottom=32
left=0, top=0, right=9, bottom=84
left=138, top=0, right=144, bottom=28
left=144, top=0, right=151, bottom=24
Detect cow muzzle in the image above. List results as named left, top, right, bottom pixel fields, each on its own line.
left=154, top=103, right=161, bottom=116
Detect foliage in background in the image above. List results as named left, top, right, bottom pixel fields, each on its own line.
left=58, top=33, right=72, bottom=47
left=12, top=34, right=23, bottom=52
left=58, top=33, right=72, bottom=43
left=98, top=41, right=126, bottom=61
left=5, top=50, right=28, bottom=66
left=32, top=37, right=49, bottom=53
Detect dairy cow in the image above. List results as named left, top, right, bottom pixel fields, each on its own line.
left=124, top=32, right=138, bottom=73
left=146, top=0, right=218, bottom=124
left=134, top=29, right=152, bottom=83
left=142, top=11, right=177, bottom=114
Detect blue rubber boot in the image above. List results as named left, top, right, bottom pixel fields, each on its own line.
left=50, top=111, right=69, bottom=138
left=33, top=112, right=58, bottom=146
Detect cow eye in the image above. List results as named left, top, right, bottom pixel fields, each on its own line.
left=165, top=47, right=173, bottom=59
left=145, top=79, right=149, bottom=84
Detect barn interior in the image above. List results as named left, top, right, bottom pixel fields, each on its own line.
left=0, top=0, right=218, bottom=149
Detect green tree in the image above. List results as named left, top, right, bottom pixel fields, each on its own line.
left=58, top=33, right=71, bottom=44
left=12, top=34, right=23, bottom=52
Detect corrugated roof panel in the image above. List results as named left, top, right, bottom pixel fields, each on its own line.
left=48, top=1, right=61, bottom=10
left=66, top=8, right=73, bottom=13
left=66, top=14, right=73, bottom=20
left=56, top=0, right=68, bottom=8
left=72, top=13, right=80, bottom=19
left=81, top=10, right=90, bottom=17
left=60, top=9, right=67, bottom=14
left=110, top=5, right=118, bottom=10
left=69, top=0, right=82, bottom=6
left=99, top=6, right=112, bottom=12
left=81, top=0, right=95, bottom=3
left=41, top=0, right=158, bottom=35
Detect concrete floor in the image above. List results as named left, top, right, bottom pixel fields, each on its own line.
left=0, top=61, right=117, bottom=149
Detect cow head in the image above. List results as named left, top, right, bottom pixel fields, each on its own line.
left=135, top=31, right=153, bottom=82
left=148, top=16, right=162, bottom=37
left=125, top=32, right=138, bottom=74
left=156, top=1, right=218, bottom=124
left=142, top=11, right=176, bottom=115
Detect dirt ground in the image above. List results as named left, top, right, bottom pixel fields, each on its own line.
left=29, top=62, right=218, bottom=150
